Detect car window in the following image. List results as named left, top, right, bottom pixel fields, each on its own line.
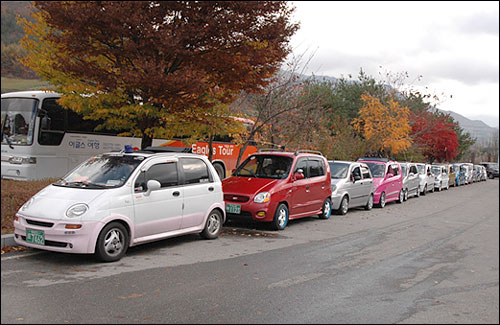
left=294, top=158, right=309, bottom=178
left=135, top=162, right=178, bottom=192
left=309, top=159, right=325, bottom=177
left=234, top=155, right=293, bottom=179
left=181, top=158, right=211, bottom=184
left=361, top=166, right=371, bottom=179
left=410, top=165, right=418, bottom=174
left=352, top=166, right=361, bottom=180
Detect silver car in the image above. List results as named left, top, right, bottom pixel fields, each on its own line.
left=400, top=162, right=420, bottom=201
left=329, top=160, right=374, bottom=215
left=432, top=164, right=449, bottom=191
left=416, top=163, right=435, bottom=195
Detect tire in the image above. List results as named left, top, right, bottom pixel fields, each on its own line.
left=416, top=187, right=420, bottom=198
left=337, top=195, right=349, bottom=215
left=95, top=222, right=129, bottom=263
left=318, top=197, right=332, bottom=219
left=272, top=203, right=289, bottom=230
left=200, top=209, right=223, bottom=239
left=438, top=182, right=442, bottom=191
left=377, top=192, right=386, bottom=208
left=212, top=163, right=226, bottom=180
left=365, top=194, right=374, bottom=210
left=403, top=189, right=408, bottom=201
left=422, top=184, right=426, bottom=196
left=397, top=189, right=404, bottom=204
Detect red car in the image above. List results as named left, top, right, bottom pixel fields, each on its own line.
left=222, top=150, right=332, bottom=230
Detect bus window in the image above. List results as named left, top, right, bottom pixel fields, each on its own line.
left=38, top=98, right=65, bottom=146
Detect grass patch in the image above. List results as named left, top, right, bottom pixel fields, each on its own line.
left=1, top=77, right=52, bottom=93
left=1, top=179, right=57, bottom=234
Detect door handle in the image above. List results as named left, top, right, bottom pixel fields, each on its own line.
left=173, top=191, right=180, bottom=197
left=208, top=186, right=214, bottom=192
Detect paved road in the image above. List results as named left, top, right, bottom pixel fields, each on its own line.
left=1, top=180, right=498, bottom=323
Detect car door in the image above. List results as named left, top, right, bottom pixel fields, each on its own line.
left=348, top=165, right=365, bottom=207
left=409, top=165, right=419, bottom=194
left=360, top=165, right=373, bottom=204
left=133, top=159, right=183, bottom=240
left=180, top=157, right=220, bottom=229
left=307, top=158, right=328, bottom=213
left=290, top=158, right=311, bottom=216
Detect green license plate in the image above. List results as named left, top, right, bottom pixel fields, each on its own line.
left=26, top=229, right=45, bottom=245
left=226, top=203, right=241, bottom=214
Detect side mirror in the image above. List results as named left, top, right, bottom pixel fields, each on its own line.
left=144, top=179, right=161, bottom=196
left=294, top=172, right=305, bottom=180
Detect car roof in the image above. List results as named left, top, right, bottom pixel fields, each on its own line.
left=103, top=151, right=206, bottom=160
left=252, top=151, right=325, bottom=159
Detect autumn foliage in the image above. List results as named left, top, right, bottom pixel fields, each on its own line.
left=19, top=1, right=298, bottom=148
left=352, top=93, right=411, bottom=155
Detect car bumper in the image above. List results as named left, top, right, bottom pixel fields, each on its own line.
left=331, top=193, right=343, bottom=210
left=14, top=214, right=103, bottom=254
left=224, top=200, right=278, bottom=222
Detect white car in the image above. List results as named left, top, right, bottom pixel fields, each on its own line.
left=400, top=162, right=420, bottom=200
left=14, top=147, right=225, bottom=262
left=415, top=163, right=435, bottom=195
left=432, top=165, right=449, bottom=191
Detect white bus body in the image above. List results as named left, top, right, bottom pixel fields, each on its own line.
left=1, top=91, right=145, bottom=180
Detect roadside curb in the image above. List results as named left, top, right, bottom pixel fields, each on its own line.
left=1, top=233, right=16, bottom=248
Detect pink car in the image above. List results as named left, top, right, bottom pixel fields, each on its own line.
left=357, top=158, right=404, bottom=208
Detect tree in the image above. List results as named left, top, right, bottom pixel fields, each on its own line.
left=19, top=1, right=299, bottom=148
left=352, top=93, right=411, bottom=156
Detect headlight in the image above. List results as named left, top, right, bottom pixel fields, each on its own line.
left=331, top=184, right=337, bottom=193
left=21, top=197, right=34, bottom=211
left=66, top=203, right=89, bottom=218
left=254, top=192, right=270, bottom=203
left=9, top=156, right=37, bottom=164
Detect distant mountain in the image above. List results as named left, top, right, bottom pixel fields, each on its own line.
left=436, top=109, right=498, bottom=146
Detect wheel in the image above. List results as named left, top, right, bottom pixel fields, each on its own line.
left=397, top=189, right=404, bottom=204
left=416, top=187, right=420, bottom=198
left=364, top=194, right=373, bottom=210
left=377, top=192, right=386, bottom=208
left=438, top=182, right=442, bottom=191
left=337, top=196, right=349, bottom=215
left=212, top=163, right=226, bottom=180
left=431, top=185, right=435, bottom=193
left=403, top=189, right=408, bottom=201
left=200, top=209, right=223, bottom=239
left=318, top=197, right=332, bottom=219
left=272, top=203, right=289, bottom=230
left=95, top=222, right=129, bottom=262
left=422, top=184, right=426, bottom=196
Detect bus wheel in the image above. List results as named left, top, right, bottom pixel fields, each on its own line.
left=213, top=163, right=226, bottom=180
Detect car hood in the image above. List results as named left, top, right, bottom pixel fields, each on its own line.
left=18, top=184, right=107, bottom=221
left=222, top=176, right=279, bottom=196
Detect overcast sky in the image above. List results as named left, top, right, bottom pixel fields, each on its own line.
left=288, top=1, right=499, bottom=127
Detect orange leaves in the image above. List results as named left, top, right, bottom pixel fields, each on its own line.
left=352, top=93, right=411, bottom=155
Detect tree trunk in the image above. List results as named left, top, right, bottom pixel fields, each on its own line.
left=236, top=141, right=250, bottom=168
left=141, top=133, right=153, bottom=150
left=208, top=135, right=214, bottom=162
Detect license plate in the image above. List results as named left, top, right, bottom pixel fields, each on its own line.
left=26, top=229, right=45, bottom=245
left=226, top=203, right=241, bottom=214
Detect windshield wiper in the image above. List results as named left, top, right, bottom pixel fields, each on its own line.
left=64, top=181, right=108, bottom=188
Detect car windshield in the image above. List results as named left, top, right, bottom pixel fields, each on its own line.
left=416, top=164, right=425, bottom=174
left=1, top=98, right=38, bottom=146
left=431, top=166, right=441, bottom=174
left=233, top=155, right=293, bottom=179
left=54, top=154, right=144, bottom=189
left=364, top=162, right=385, bottom=178
left=329, top=162, right=349, bottom=179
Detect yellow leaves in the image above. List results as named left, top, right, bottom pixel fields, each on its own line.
left=352, top=93, right=411, bottom=154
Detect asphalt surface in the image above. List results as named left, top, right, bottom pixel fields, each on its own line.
left=1, top=179, right=498, bottom=323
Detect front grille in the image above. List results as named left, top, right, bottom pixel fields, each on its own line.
left=21, top=236, right=68, bottom=248
left=26, top=219, right=54, bottom=228
left=224, top=194, right=250, bottom=202
left=226, top=211, right=253, bottom=219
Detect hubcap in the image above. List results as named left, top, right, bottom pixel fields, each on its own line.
left=207, top=214, right=220, bottom=234
left=342, top=198, right=348, bottom=214
left=104, top=229, right=123, bottom=257
left=381, top=194, right=385, bottom=207
left=368, top=196, right=373, bottom=209
left=278, top=207, right=287, bottom=227
left=324, top=201, right=331, bottom=217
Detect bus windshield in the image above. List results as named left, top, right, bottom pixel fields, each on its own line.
left=1, top=98, right=38, bottom=146
left=233, top=155, right=292, bottom=179
left=54, top=154, right=144, bottom=189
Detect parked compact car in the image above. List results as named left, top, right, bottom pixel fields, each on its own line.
left=328, top=160, right=374, bottom=215
left=453, top=163, right=467, bottom=186
left=400, top=162, right=420, bottom=201
left=415, top=163, right=435, bottom=195
left=14, top=147, right=226, bottom=262
left=463, top=163, right=474, bottom=184
left=480, top=162, right=499, bottom=179
left=479, top=166, right=487, bottom=181
left=222, top=150, right=332, bottom=230
left=473, top=165, right=482, bottom=183
left=432, top=164, right=449, bottom=191
left=447, top=164, right=456, bottom=187
left=357, top=158, right=403, bottom=208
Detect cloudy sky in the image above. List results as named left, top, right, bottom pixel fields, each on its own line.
left=288, top=1, right=499, bottom=127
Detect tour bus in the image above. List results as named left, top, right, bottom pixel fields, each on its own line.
left=1, top=90, right=257, bottom=181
